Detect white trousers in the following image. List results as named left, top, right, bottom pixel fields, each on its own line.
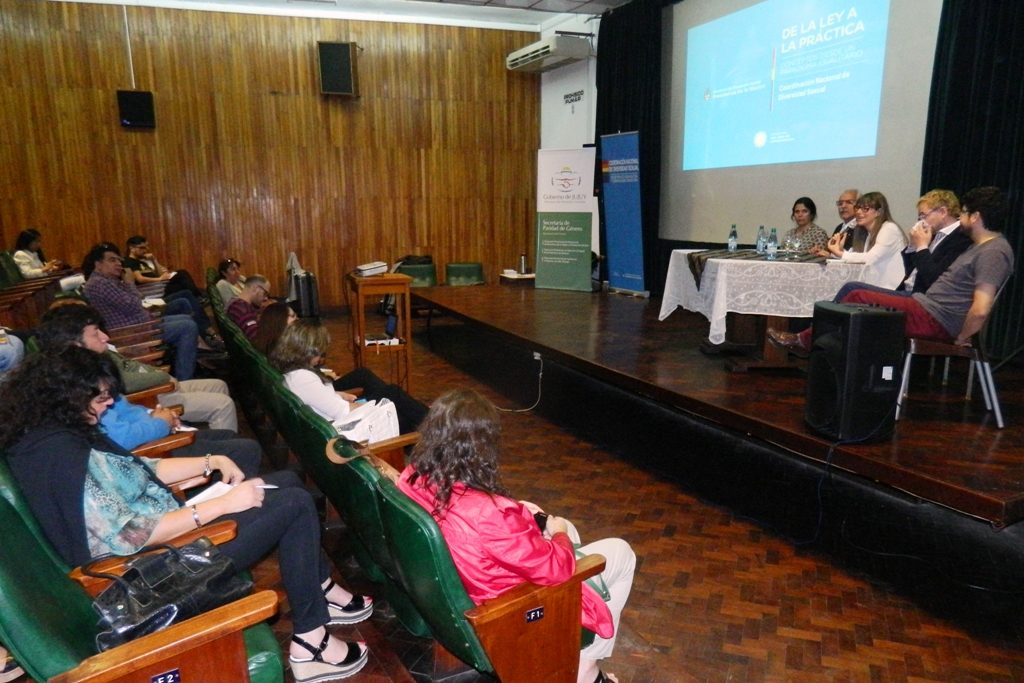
left=159, top=378, right=237, bottom=432
left=564, top=522, right=636, bottom=662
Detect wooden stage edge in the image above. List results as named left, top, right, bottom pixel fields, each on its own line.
left=412, top=285, right=1024, bottom=527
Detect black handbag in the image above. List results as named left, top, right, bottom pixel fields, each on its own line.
left=82, top=537, right=253, bottom=651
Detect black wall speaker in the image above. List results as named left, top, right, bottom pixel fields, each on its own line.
left=317, top=42, right=359, bottom=97
left=116, top=90, right=155, bottom=129
left=805, top=301, right=906, bottom=442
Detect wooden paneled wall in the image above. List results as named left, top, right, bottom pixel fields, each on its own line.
left=0, top=1, right=539, bottom=305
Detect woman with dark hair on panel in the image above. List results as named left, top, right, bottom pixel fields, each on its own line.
left=0, top=347, right=373, bottom=682
left=782, top=197, right=829, bottom=254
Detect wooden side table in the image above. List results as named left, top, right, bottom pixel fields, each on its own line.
left=346, top=272, right=413, bottom=391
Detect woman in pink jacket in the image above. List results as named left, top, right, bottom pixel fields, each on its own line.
left=397, top=389, right=635, bottom=683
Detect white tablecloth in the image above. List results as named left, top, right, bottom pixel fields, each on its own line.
left=659, top=249, right=866, bottom=344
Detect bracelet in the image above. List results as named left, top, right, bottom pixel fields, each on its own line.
left=190, top=505, right=202, bottom=528
left=203, top=454, right=212, bottom=478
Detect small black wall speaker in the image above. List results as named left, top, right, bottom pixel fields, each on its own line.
left=805, top=301, right=906, bottom=442
left=317, top=42, right=359, bottom=97
left=116, top=90, right=155, bottom=129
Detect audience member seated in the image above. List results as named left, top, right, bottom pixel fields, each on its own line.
left=782, top=197, right=829, bottom=254
left=215, top=257, right=246, bottom=304
left=12, top=228, right=63, bottom=278
left=122, top=234, right=205, bottom=300
left=81, top=243, right=201, bottom=380
left=830, top=189, right=867, bottom=252
left=0, top=327, right=24, bottom=377
left=817, top=191, right=907, bottom=289
left=770, top=186, right=1014, bottom=354
left=899, top=189, right=973, bottom=294
left=252, top=301, right=297, bottom=356
left=226, top=275, right=270, bottom=340
left=270, top=319, right=427, bottom=434
left=398, top=389, right=635, bottom=683
left=37, top=304, right=240, bottom=433
left=0, top=348, right=373, bottom=683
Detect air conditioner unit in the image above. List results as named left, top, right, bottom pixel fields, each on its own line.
left=506, top=35, right=592, bottom=73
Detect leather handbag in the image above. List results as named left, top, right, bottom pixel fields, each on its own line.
left=82, top=537, right=253, bottom=651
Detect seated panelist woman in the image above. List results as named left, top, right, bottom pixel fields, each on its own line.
left=818, top=191, right=907, bottom=290
left=0, top=348, right=373, bottom=683
left=398, top=389, right=636, bottom=683
left=782, top=197, right=829, bottom=254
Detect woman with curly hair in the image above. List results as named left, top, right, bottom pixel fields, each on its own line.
left=0, top=347, right=372, bottom=682
left=270, top=319, right=426, bottom=434
left=398, top=388, right=636, bottom=683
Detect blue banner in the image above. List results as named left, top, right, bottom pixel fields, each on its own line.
left=600, top=132, right=646, bottom=294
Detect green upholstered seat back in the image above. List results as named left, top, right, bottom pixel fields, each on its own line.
left=376, top=477, right=493, bottom=673
left=0, top=494, right=103, bottom=681
left=445, top=262, right=485, bottom=286
left=396, top=263, right=437, bottom=287
left=0, top=252, right=25, bottom=285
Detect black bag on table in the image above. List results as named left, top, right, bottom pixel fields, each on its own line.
left=291, top=271, right=320, bottom=318
left=83, top=537, right=253, bottom=651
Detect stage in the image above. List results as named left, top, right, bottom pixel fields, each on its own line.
left=411, top=285, right=1024, bottom=528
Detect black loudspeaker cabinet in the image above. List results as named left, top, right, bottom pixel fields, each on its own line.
left=317, top=42, right=359, bottom=97
left=116, top=90, right=155, bottom=128
left=805, top=301, right=906, bottom=442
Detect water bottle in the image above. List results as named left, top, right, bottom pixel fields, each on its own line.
left=766, top=227, right=778, bottom=261
left=518, top=253, right=527, bottom=274
left=727, top=224, right=738, bottom=252
left=755, top=225, right=767, bottom=254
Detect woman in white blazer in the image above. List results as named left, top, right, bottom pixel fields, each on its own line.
left=820, top=191, right=907, bottom=289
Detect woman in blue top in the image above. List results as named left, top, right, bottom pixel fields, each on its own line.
left=0, top=348, right=371, bottom=682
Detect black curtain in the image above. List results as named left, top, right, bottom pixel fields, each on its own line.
left=921, top=0, right=1024, bottom=360
left=595, top=0, right=663, bottom=295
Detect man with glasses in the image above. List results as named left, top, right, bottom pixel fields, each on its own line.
left=82, top=243, right=202, bottom=380
left=899, top=189, right=973, bottom=294
left=831, top=188, right=867, bottom=252
left=226, top=274, right=271, bottom=339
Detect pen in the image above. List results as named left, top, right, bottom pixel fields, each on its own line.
left=256, top=485, right=279, bottom=489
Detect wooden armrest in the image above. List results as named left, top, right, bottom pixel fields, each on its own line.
left=130, top=431, right=196, bottom=458
left=365, top=431, right=420, bottom=471
left=69, top=520, right=239, bottom=595
left=115, top=338, right=164, bottom=356
left=169, top=473, right=211, bottom=497
left=50, top=589, right=278, bottom=683
left=125, top=382, right=176, bottom=408
left=463, top=554, right=606, bottom=683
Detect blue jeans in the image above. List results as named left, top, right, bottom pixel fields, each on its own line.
left=219, top=470, right=331, bottom=632
left=165, top=291, right=212, bottom=334
left=833, top=281, right=912, bottom=304
left=160, top=313, right=198, bottom=380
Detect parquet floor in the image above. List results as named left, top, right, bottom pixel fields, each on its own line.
left=249, top=313, right=1024, bottom=683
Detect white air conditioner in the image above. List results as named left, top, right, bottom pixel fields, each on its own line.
left=506, top=35, right=592, bottom=73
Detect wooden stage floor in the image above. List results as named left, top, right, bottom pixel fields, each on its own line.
left=412, top=285, right=1024, bottom=527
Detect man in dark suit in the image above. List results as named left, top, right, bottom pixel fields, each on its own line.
left=831, top=188, right=868, bottom=252
left=899, top=189, right=973, bottom=293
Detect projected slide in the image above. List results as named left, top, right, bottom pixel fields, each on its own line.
left=683, top=0, right=890, bottom=170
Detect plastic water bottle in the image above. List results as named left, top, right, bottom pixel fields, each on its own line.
left=766, top=227, right=778, bottom=261
left=755, top=225, right=767, bottom=254
left=727, top=224, right=738, bottom=252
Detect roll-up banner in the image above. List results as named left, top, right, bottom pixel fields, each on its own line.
left=535, top=147, right=596, bottom=292
left=600, top=132, right=647, bottom=295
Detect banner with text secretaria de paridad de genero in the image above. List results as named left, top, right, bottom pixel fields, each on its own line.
left=535, top=148, right=595, bottom=291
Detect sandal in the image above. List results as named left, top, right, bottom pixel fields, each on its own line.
left=289, top=631, right=368, bottom=683
left=324, top=578, right=374, bottom=625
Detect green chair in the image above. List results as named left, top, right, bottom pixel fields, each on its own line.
left=396, top=262, right=437, bottom=288
left=0, top=459, right=284, bottom=683
left=375, top=476, right=605, bottom=682
left=445, top=262, right=485, bottom=286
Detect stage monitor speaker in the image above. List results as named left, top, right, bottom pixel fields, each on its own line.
left=805, top=301, right=905, bottom=442
left=116, top=90, right=155, bottom=129
left=317, top=42, right=359, bottom=97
